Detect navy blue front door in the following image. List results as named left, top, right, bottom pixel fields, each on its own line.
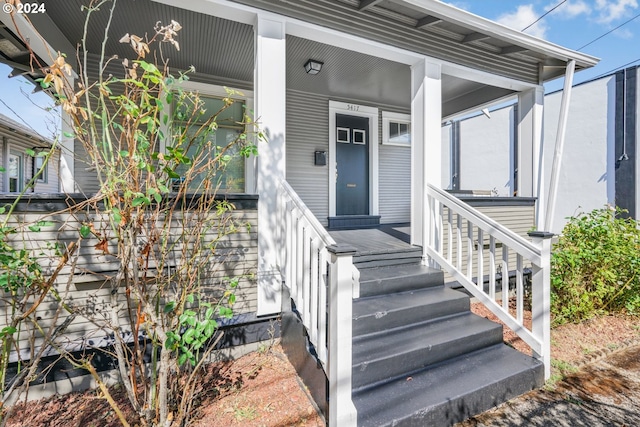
left=336, top=114, right=369, bottom=215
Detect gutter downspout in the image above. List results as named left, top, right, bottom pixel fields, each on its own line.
left=544, top=59, right=576, bottom=232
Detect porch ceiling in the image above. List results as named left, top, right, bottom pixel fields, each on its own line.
left=0, top=0, right=598, bottom=117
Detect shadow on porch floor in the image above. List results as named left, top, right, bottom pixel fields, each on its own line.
left=328, top=223, right=413, bottom=255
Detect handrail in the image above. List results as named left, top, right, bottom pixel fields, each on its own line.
left=280, top=180, right=336, bottom=247
left=428, top=185, right=541, bottom=264
left=277, top=179, right=357, bottom=427
left=426, top=184, right=552, bottom=379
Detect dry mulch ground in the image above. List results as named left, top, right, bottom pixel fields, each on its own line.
left=3, top=309, right=640, bottom=427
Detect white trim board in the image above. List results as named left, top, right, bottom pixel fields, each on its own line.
left=328, top=101, right=379, bottom=217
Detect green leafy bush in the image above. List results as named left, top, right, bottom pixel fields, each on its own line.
left=551, top=206, right=640, bottom=325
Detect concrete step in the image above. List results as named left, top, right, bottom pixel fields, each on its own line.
left=358, top=264, right=443, bottom=297
left=353, top=287, right=469, bottom=337
left=352, top=312, right=504, bottom=390
left=353, top=344, right=544, bottom=427
left=354, top=247, right=423, bottom=269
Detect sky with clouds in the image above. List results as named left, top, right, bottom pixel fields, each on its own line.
left=1, top=1, right=640, bottom=136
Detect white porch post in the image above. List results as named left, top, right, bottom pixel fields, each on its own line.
left=545, top=60, right=575, bottom=232
left=60, top=89, right=76, bottom=193
left=517, top=86, right=545, bottom=230
left=411, top=59, right=442, bottom=257
left=255, top=15, right=286, bottom=316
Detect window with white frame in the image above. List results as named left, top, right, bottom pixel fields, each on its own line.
left=171, top=91, right=247, bottom=193
left=8, top=149, right=23, bottom=192
left=33, top=152, right=48, bottom=183
left=382, top=112, right=411, bottom=147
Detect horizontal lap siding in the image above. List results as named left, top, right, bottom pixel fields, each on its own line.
left=378, top=108, right=411, bottom=224
left=1, top=206, right=257, bottom=362
left=286, top=90, right=330, bottom=226
left=287, top=89, right=412, bottom=225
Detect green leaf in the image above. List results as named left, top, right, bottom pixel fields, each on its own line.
left=25, top=148, right=36, bottom=157
left=112, top=208, right=122, bottom=225
left=177, top=353, right=188, bottom=366
left=183, top=328, right=196, bottom=344
left=186, top=294, right=194, bottom=304
left=138, top=61, right=159, bottom=74
left=131, top=197, right=148, bottom=207
left=79, top=224, right=91, bottom=238
left=164, top=301, right=176, bottom=313
left=166, top=92, right=173, bottom=105
left=63, top=131, right=75, bottom=138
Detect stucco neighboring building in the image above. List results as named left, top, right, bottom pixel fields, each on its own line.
left=444, top=65, right=637, bottom=233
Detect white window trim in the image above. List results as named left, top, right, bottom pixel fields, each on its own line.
left=7, top=146, right=24, bottom=193
left=161, top=81, right=256, bottom=193
left=382, top=111, right=411, bottom=147
left=328, top=100, right=379, bottom=217
left=34, top=152, right=48, bottom=184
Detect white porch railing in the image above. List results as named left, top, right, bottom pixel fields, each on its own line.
left=277, top=180, right=357, bottom=427
left=426, top=184, right=553, bottom=379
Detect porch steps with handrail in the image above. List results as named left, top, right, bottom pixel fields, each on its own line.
left=351, top=261, right=544, bottom=426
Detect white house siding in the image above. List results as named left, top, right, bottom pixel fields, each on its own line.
left=286, top=89, right=331, bottom=226
left=378, top=108, right=411, bottom=224
left=459, top=107, right=514, bottom=196
left=0, top=196, right=258, bottom=363
left=1, top=130, right=60, bottom=193
left=286, top=89, right=412, bottom=226
left=542, top=76, right=614, bottom=232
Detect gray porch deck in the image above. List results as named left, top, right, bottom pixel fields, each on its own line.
left=328, top=224, right=415, bottom=255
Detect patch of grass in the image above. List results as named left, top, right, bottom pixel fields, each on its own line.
left=234, top=405, right=258, bottom=421
left=546, top=359, right=579, bottom=389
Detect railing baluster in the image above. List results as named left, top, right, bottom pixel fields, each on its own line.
left=477, top=228, right=484, bottom=289
left=290, top=211, right=299, bottom=303
left=447, top=207, right=453, bottom=264
left=456, top=214, right=462, bottom=271
left=302, top=222, right=311, bottom=329
left=318, top=247, right=329, bottom=365
left=296, top=213, right=304, bottom=309
left=425, top=184, right=551, bottom=380
left=438, top=201, right=444, bottom=256
left=516, top=254, right=524, bottom=323
left=489, top=236, right=496, bottom=300
left=466, top=220, right=473, bottom=279
left=502, top=246, right=509, bottom=310
left=310, top=238, right=320, bottom=347
left=286, top=201, right=294, bottom=300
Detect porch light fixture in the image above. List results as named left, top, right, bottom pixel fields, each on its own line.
left=304, top=59, right=323, bottom=75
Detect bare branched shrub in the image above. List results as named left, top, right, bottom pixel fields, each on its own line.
left=0, top=1, right=263, bottom=426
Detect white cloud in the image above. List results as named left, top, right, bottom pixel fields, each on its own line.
left=594, top=0, right=639, bottom=24
left=496, top=4, right=548, bottom=39
left=554, top=0, right=592, bottom=18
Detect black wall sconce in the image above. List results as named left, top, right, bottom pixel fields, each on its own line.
left=304, top=59, right=324, bottom=75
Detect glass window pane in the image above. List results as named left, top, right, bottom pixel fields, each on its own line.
left=172, top=94, right=246, bottom=193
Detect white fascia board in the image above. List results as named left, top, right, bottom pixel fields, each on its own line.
left=151, top=0, right=257, bottom=25
left=401, top=0, right=599, bottom=69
